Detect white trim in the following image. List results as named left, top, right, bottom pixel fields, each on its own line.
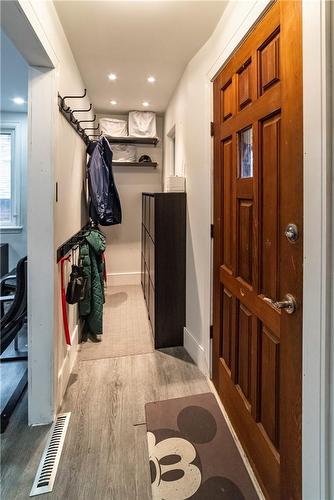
left=302, top=1, right=332, bottom=499
left=107, top=272, right=141, bottom=287
left=207, top=1, right=271, bottom=82
left=183, top=327, right=209, bottom=377
left=0, top=226, right=23, bottom=233
left=28, top=66, right=56, bottom=425
left=0, top=122, right=23, bottom=229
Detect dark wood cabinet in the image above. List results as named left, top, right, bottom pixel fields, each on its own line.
left=141, top=192, right=186, bottom=349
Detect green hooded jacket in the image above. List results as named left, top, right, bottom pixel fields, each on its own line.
left=79, top=229, right=106, bottom=334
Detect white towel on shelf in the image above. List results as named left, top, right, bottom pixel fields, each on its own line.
left=111, top=144, right=137, bottom=162
left=165, top=176, right=186, bottom=192
left=128, top=111, right=156, bottom=138
left=100, top=117, right=128, bottom=137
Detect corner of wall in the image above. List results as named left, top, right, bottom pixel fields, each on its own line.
left=57, top=323, right=79, bottom=410
left=184, top=327, right=209, bottom=377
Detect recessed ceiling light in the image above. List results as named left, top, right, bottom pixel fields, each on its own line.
left=142, top=101, right=149, bottom=107
left=110, top=100, right=117, bottom=105
left=108, top=73, right=117, bottom=81
left=147, top=76, right=156, bottom=83
left=12, top=97, right=25, bottom=105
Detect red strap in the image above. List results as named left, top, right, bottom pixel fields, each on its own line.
left=60, top=256, right=71, bottom=346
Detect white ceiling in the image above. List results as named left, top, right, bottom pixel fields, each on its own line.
left=0, top=30, right=28, bottom=113
left=54, top=1, right=226, bottom=114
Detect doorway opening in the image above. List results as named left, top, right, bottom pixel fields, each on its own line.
left=1, top=0, right=56, bottom=427
left=0, top=29, right=29, bottom=432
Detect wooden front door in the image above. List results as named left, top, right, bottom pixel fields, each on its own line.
left=212, top=2, right=302, bottom=499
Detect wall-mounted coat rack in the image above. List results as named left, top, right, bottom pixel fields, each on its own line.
left=56, top=223, right=91, bottom=262
left=58, top=89, right=101, bottom=146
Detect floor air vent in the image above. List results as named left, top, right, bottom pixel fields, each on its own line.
left=30, top=412, right=71, bottom=496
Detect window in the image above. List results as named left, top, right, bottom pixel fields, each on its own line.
left=239, top=127, right=253, bottom=178
left=0, top=127, right=21, bottom=229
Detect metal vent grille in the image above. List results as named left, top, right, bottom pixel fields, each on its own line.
left=30, top=412, right=71, bottom=496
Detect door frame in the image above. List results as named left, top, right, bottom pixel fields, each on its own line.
left=206, top=1, right=332, bottom=498
left=1, top=0, right=57, bottom=425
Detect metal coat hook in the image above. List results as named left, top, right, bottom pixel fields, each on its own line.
left=77, top=115, right=97, bottom=125
left=60, top=88, right=87, bottom=112
left=83, top=124, right=100, bottom=132
left=58, top=89, right=96, bottom=146
left=70, top=111, right=79, bottom=125
left=71, top=103, right=93, bottom=114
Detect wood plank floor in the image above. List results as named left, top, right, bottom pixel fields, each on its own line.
left=1, top=349, right=209, bottom=500
left=79, top=285, right=154, bottom=361
left=53, top=348, right=209, bottom=500
left=1, top=286, right=210, bottom=499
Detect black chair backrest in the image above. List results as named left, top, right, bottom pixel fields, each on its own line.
left=0, top=256, right=27, bottom=354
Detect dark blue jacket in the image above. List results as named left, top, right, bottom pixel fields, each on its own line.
left=87, top=137, right=122, bottom=226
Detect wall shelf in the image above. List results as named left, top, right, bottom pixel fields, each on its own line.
left=106, top=136, right=159, bottom=146
left=113, top=161, right=157, bottom=168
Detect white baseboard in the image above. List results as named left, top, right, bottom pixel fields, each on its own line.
left=107, top=272, right=141, bottom=286
left=184, top=327, right=209, bottom=376
left=57, top=324, right=79, bottom=411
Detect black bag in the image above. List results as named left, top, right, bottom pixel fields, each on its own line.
left=66, top=260, right=87, bottom=304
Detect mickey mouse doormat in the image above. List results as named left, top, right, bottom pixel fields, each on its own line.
left=145, top=393, right=259, bottom=500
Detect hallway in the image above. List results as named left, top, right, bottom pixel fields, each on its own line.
left=1, top=1, right=332, bottom=498
left=1, top=286, right=212, bottom=499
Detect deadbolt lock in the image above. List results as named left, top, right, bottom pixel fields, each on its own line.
left=285, top=223, right=298, bottom=242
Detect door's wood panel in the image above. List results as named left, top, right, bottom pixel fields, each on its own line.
left=238, top=59, right=252, bottom=110
left=260, top=113, right=281, bottom=300
left=213, top=2, right=302, bottom=499
left=219, top=359, right=280, bottom=500
left=279, top=3, right=303, bottom=497
left=238, top=200, right=253, bottom=284
left=259, top=30, right=280, bottom=94
left=220, top=85, right=280, bottom=138
left=260, top=325, right=280, bottom=450
left=220, top=266, right=280, bottom=337
left=222, top=137, right=233, bottom=271
left=237, top=303, right=253, bottom=407
left=222, top=288, right=233, bottom=369
left=221, top=79, right=234, bottom=121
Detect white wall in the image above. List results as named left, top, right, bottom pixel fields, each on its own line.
left=0, top=112, right=27, bottom=269
left=4, top=0, right=93, bottom=423
left=98, top=114, right=163, bottom=285
left=164, top=0, right=271, bottom=374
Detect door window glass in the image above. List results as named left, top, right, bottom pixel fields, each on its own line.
left=239, top=127, right=253, bottom=178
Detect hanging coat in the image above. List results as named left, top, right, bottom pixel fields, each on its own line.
left=87, top=136, right=122, bottom=226
left=79, top=229, right=106, bottom=335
